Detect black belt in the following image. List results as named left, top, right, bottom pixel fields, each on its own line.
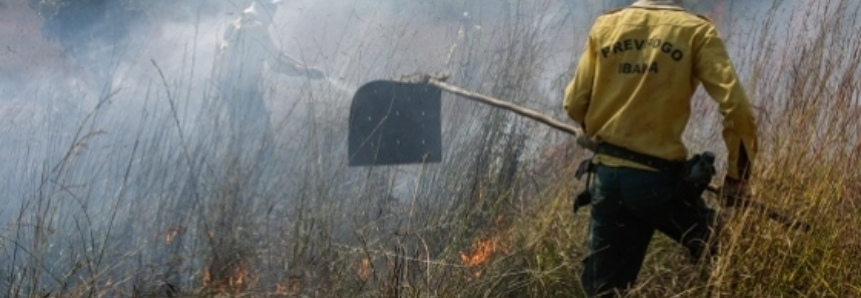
left=595, top=143, right=683, bottom=173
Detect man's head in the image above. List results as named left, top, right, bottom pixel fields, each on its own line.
left=243, top=0, right=284, bottom=23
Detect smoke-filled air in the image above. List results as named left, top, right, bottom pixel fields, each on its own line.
left=0, top=0, right=858, bottom=297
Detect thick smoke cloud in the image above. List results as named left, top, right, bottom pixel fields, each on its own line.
left=3, top=0, right=836, bottom=296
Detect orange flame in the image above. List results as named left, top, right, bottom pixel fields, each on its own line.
left=460, top=238, right=496, bottom=267
left=231, top=264, right=247, bottom=290
left=358, top=257, right=373, bottom=281
left=203, top=268, right=211, bottom=285
left=203, top=261, right=256, bottom=294
left=280, top=275, right=304, bottom=295
left=164, top=226, right=185, bottom=244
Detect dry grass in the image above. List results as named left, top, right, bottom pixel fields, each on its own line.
left=1, top=0, right=858, bottom=297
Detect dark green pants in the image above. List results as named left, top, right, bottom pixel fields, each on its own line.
left=581, top=165, right=716, bottom=297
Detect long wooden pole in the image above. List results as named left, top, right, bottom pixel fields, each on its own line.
left=429, top=79, right=583, bottom=136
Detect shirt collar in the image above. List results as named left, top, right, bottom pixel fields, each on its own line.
left=630, top=0, right=686, bottom=11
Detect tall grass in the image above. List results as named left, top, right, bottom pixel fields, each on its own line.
left=0, top=0, right=858, bottom=297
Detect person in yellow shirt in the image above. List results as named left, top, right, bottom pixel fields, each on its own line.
left=563, top=0, right=757, bottom=296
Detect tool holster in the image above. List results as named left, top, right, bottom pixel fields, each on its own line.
left=573, top=158, right=595, bottom=213
left=572, top=143, right=716, bottom=213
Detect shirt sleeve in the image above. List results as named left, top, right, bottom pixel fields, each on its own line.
left=564, top=34, right=597, bottom=127
left=694, top=25, right=758, bottom=180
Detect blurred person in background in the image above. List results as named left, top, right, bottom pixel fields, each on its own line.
left=205, top=0, right=327, bottom=286
left=563, top=0, right=757, bottom=296
left=215, top=0, right=325, bottom=156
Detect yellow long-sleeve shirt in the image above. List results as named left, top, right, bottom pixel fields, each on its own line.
left=564, top=5, right=757, bottom=180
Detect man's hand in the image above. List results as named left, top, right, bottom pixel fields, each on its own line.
left=576, top=135, right=597, bottom=152
left=721, top=177, right=749, bottom=208
left=274, top=54, right=325, bottom=80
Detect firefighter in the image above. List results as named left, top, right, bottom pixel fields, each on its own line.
left=215, top=0, right=325, bottom=150
left=563, top=0, right=758, bottom=296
